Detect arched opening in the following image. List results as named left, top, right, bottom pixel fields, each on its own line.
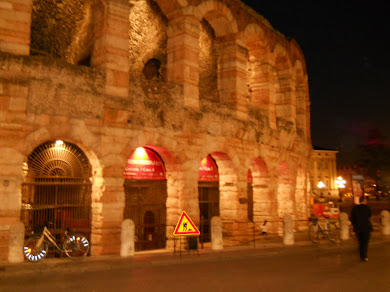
left=198, top=155, right=220, bottom=243
left=21, top=140, right=92, bottom=258
left=30, top=0, right=94, bottom=64
left=250, top=157, right=272, bottom=230
left=123, top=147, right=167, bottom=251
left=142, top=58, right=162, bottom=80
left=199, top=18, right=219, bottom=103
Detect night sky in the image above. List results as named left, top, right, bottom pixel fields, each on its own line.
left=241, top=1, right=390, bottom=151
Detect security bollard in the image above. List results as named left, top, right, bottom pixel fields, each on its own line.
left=8, top=221, right=25, bottom=263
left=211, top=216, right=223, bottom=250
left=120, top=219, right=135, bottom=257
left=381, top=210, right=390, bottom=235
left=283, top=215, right=294, bottom=245
left=339, top=212, right=350, bottom=240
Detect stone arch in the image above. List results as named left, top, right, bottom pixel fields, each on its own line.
left=121, top=143, right=183, bottom=250
left=194, top=0, right=238, bottom=37
left=21, top=130, right=104, bottom=256
left=199, top=18, right=220, bottom=103
left=30, top=0, right=95, bottom=65
left=196, top=151, right=239, bottom=245
left=293, top=60, right=309, bottom=139
left=272, top=43, right=296, bottom=124
left=249, top=157, right=273, bottom=226
left=242, top=23, right=277, bottom=127
left=153, top=0, right=189, bottom=15
left=129, top=0, right=168, bottom=80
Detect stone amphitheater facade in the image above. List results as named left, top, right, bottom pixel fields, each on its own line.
left=0, top=0, right=312, bottom=260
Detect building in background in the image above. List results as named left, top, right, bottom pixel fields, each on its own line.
left=311, top=148, right=339, bottom=201
left=0, top=0, right=312, bottom=262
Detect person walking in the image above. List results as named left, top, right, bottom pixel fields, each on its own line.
left=351, top=196, right=373, bottom=262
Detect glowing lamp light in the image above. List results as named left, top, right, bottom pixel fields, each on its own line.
left=55, top=140, right=64, bottom=146
left=134, top=147, right=148, bottom=159
left=317, top=181, right=326, bottom=189
left=335, top=176, right=346, bottom=189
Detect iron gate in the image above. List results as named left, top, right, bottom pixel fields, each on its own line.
left=124, top=180, right=167, bottom=251
left=20, top=141, right=92, bottom=258
left=199, top=181, right=220, bottom=243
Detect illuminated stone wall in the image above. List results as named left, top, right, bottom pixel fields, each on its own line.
left=0, top=0, right=312, bottom=260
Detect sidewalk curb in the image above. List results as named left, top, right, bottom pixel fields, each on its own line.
left=1, top=235, right=389, bottom=279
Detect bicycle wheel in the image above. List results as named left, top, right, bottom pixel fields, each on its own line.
left=327, top=222, right=340, bottom=243
left=23, top=235, right=49, bottom=262
left=63, top=234, right=89, bottom=259
left=308, top=224, right=320, bottom=243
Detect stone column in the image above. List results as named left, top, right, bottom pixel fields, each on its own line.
left=250, top=61, right=276, bottom=128
left=211, top=216, right=223, bottom=250
left=92, top=0, right=130, bottom=98
left=217, top=38, right=248, bottom=120
left=120, top=219, right=135, bottom=257
left=283, top=214, right=294, bottom=245
left=275, top=69, right=295, bottom=123
left=381, top=210, right=390, bottom=235
left=339, top=212, right=350, bottom=240
left=8, top=222, right=24, bottom=263
left=0, top=0, right=32, bottom=55
left=167, top=15, right=200, bottom=109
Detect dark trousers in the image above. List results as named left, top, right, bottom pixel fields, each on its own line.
left=357, top=232, right=370, bottom=259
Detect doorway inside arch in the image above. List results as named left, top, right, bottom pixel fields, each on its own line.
left=198, top=155, right=220, bottom=244
left=123, top=147, right=167, bottom=251
left=20, top=140, right=92, bottom=258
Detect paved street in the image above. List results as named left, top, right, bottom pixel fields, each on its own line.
left=1, top=238, right=390, bottom=292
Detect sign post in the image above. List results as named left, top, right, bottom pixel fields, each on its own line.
left=173, top=211, right=200, bottom=256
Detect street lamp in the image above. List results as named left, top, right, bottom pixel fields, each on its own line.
left=317, top=181, right=326, bottom=189
left=335, top=176, right=346, bottom=202
left=317, top=181, right=325, bottom=199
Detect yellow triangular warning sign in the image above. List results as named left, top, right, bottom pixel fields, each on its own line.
left=173, top=211, right=200, bottom=236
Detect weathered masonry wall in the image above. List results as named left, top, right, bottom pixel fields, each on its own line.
left=0, top=0, right=312, bottom=261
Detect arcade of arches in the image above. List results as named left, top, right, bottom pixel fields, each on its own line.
left=0, top=0, right=312, bottom=261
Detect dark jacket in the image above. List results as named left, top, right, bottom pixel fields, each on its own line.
left=351, top=204, right=373, bottom=233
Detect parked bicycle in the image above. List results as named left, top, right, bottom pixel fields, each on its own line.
left=308, top=217, right=340, bottom=243
left=23, top=223, right=89, bottom=262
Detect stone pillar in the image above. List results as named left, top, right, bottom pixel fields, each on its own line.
left=217, top=38, right=248, bottom=120
left=120, top=219, right=135, bottom=257
left=381, top=210, right=390, bottom=235
left=8, top=222, right=24, bottom=263
left=250, top=61, right=275, bottom=128
left=167, top=15, right=200, bottom=109
left=211, top=216, right=223, bottom=250
left=283, top=214, right=294, bottom=245
left=275, top=69, right=295, bottom=123
left=0, top=0, right=32, bottom=55
left=339, top=212, right=350, bottom=240
left=92, top=0, right=130, bottom=98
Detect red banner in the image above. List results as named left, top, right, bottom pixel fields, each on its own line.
left=124, top=147, right=166, bottom=180
left=198, top=156, right=219, bottom=182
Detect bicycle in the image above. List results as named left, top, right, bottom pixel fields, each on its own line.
left=23, top=224, right=89, bottom=262
left=308, top=217, right=340, bottom=243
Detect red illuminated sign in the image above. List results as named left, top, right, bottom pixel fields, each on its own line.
left=124, top=147, right=166, bottom=180
left=198, top=155, right=219, bottom=182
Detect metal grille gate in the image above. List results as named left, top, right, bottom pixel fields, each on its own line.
left=20, top=141, right=92, bottom=258
left=199, top=181, right=220, bottom=243
left=124, top=180, right=167, bottom=251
